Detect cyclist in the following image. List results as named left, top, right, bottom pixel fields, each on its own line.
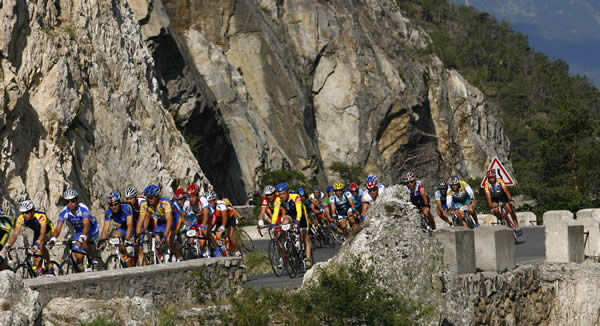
left=172, top=188, right=187, bottom=217
left=144, top=184, right=182, bottom=261
left=329, top=182, right=358, bottom=237
left=100, top=191, right=135, bottom=266
left=366, top=174, right=386, bottom=191
left=484, top=170, right=522, bottom=235
left=404, top=171, right=436, bottom=229
left=51, top=189, right=100, bottom=270
left=0, top=210, right=14, bottom=270
left=221, top=198, right=243, bottom=257
left=326, top=185, right=335, bottom=198
left=446, top=176, right=479, bottom=227
left=309, top=186, right=334, bottom=233
left=434, top=180, right=453, bottom=226
left=203, top=190, right=225, bottom=257
left=297, top=187, right=310, bottom=222
left=126, top=187, right=150, bottom=266
left=271, top=183, right=312, bottom=268
left=5, top=200, right=54, bottom=275
left=360, top=179, right=382, bottom=218
left=348, top=183, right=363, bottom=222
left=182, top=184, right=208, bottom=230
left=257, top=185, right=276, bottom=231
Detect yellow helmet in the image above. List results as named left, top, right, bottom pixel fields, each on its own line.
left=223, top=198, right=232, bottom=207
left=333, top=182, right=345, bottom=191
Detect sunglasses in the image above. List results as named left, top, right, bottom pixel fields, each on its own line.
left=110, top=202, right=120, bottom=207
left=368, top=188, right=378, bottom=192
left=67, top=199, right=78, bottom=203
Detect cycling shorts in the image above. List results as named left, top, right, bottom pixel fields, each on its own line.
left=454, top=198, right=471, bottom=208
left=410, top=195, right=429, bottom=209
left=298, top=215, right=309, bottom=229
left=154, top=214, right=182, bottom=235
left=490, top=193, right=509, bottom=204
left=226, top=216, right=237, bottom=228
left=115, top=225, right=136, bottom=238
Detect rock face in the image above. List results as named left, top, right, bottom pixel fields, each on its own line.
left=131, top=0, right=511, bottom=199
left=0, top=270, right=41, bottom=325
left=0, top=1, right=210, bottom=222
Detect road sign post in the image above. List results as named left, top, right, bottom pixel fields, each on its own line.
left=480, top=157, right=515, bottom=188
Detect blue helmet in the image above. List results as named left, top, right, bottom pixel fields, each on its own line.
left=143, top=184, right=161, bottom=197
left=106, top=191, right=121, bottom=204
left=298, top=187, right=306, bottom=197
left=276, top=183, right=289, bottom=192
left=326, top=185, right=334, bottom=192
left=366, top=174, right=378, bottom=184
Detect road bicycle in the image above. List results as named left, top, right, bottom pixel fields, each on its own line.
left=56, top=238, right=103, bottom=274
left=496, top=200, right=521, bottom=242
left=98, top=237, right=136, bottom=269
left=264, top=224, right=298, bottom=278
left=10, top=247, right=63, bottom=278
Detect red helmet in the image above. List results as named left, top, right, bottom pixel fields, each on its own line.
left=403, top=171, right=416, bottom=182
left=366, top=181, right=378, bottom=190
left=350, top=183, right=359, bottom=192
left=486, top=170, right=496, bottom=179
left=175, top=188, right=186, bottom=200
left=187, top=184, right=200, bottom=196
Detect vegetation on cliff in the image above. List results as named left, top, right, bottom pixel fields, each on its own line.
left=398, top=0, right=600, bottom=214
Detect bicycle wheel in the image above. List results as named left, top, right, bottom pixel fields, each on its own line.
left=60, top=260, right=76, bottom=274
left=331, top=225, right=345, bottom=244
left=309, top=224, right=323, bottom=249
left=49, top=261, right=64, bottom=276
left=285, top=238, right=302, bottom=278
left=106, top=254, right=123, bottom=270
left=235, top=229, right=255, bottom=253
left=268, top=239, right=284, bottom=277
left=14, top=264, right=33, bottom=279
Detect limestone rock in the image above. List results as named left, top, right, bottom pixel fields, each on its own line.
left=0, top=270, right=41, bottom=325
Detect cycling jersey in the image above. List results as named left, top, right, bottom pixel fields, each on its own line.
left=183, top=196, right=209, bottom=228
left=361, top=187, right=383, bottom=204
left=130, top=197, right=149, bottom=221
left=58, top=204, right=98, bottom=237
left=348, top=190, right=363, bottom=211
left=104, top=203, right=136, bottom=235
left=484, top=178, right=509, bottom=202
left=17, top=211, right=54, bottom=239
left=330, top=192, right=354, bottom=217
left=434, top=188, right=451, bottom=209
left=0, top=216, right=12, bottom=249
left=405, top=181, right=429, bottom=208
left=207, top=201, right=228, bottom=228
left=446, top=181, right=474, bottom=208
left=148, top=197, right=182, bottom=234
left=271, top=194, right=305, bottom=225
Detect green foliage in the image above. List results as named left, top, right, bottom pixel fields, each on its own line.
left=243, top=250, right=271, bottom=275
left=80, top=314, right=118, bottom=326
left=329, top=161, right=367, bottom=186
left=253, top=168, right=313, bottom=215
left=193, top=266, right=226, bottom=304
left=398, top=0, right=600, bottom=213
left=225, top=257, right=433, bottom=325
left=158, top=304, right=178, bottom=326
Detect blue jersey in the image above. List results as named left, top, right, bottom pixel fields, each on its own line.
left=58, top=203, right=99, bottom=234
left=349, top=190, right=363, bottom=210
left=104, top=203, right=135, bottom=228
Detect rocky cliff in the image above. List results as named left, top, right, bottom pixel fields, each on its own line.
left=0, top=0, right=511, bottom=219
left=134, top=0, right=512, bottom=200
left=0, top=0, right=209, bottom=220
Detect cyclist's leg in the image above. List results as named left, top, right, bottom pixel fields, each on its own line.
left=299, top=216, right=311, bottom=261
left=421, top=205, right=435, bottom=229
left=113, top=229, right=128, bottom=256
left=455, top=204, right=468, bottom=227
left=491, top=202, right=502, bottom=221
left=467, top=201, right=479, bottom=224
left=506, top=202, right=520, bottom=228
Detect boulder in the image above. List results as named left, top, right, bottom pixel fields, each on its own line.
left=0, top=271, right=41, bottom=325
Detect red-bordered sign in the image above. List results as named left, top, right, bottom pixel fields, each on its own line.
left=480, top=157, right=515, bottom=188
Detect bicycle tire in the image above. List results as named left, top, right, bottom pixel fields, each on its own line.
left=235, top=229, right=255, bottom=253
left=49, top=260, right=64, bottom=276
left=60, top=260, right=77, bottom=274
left=309, top=224, right=323, bottom=249
left=268, top=239, right=284, bottom=277
left=286, top=237, right=302, bottom=277
left=331, top=225, right=345, bottom=244
left=106, top=254, right=123, bottom=270
left=14, top=264, right=33, bottom=279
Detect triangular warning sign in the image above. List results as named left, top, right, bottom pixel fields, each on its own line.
left=480, top=157, right=516, bottom=188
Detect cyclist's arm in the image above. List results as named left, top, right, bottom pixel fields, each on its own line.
left=164, top=211, right=173, bottom=240
left=361, top=202, right=370, bottom=216
left=294, top=198, right=303, bottom=222
left=200, top=207, right=209, bottom=226
left=501, top=183, right=512, bottom=201
left=484, top=188, right=493, bottom=208
left=6, top=224, right=22, bottom=248
left=419, top=187, right=429, bottom=205
left=446, top=194, right=452, bottom=211
left=52, top=221, right=64, bottom=238
left=465, top=184, right=475, bottom=200
left=436, top=199, right=444, bottom=211
left=101, top=214, right=111, bottom=240
left=258, top=206, right=266, bottom=223
left=37, top=222, right=47, bottom=246
left=271, top=201, right=281, bottom=225
left=125, top=215, right=134, bottom=241
left=82, top=217, right=90, bottom=237
left=310, top=202, right=319, bottom=214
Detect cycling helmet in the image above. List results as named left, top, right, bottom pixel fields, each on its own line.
left=263, top=185, right=276, bottom=196
left=206, top=190, right=217, bottom=201
left=106, top=191, right=121, bottom=204
left=448, top=176, right=459, bottom=186
left=438, top=180, right=448, bottom=190
left=298, top=187, right=306, bottom=197
left=187, top=184, right=200, bottom=196
left=276, top=183, right=289, bottom=192
left=174, top=188, right=186, bottom=200
left=63, top=189, right=79, bottom=200
left=366, top=174, right=378, bottom=184
left=366, top=181, right=378, bottom=190
left=19, top=200, right=34, bottom=213
left=143, top=184, right=161, bottom=197
left=333, top=182, right=344, bottom=191
left=349, top=183, right=359, bottom=192
left=1, top=215, right=15, bottom=228
left=125, top=187, right=138, bottom=198
left=223, top=198, right=232, bottom=207
left=403, top=172, right=416, bottom=183
left=312, top=185, right=321, bottom=193
left=486, top=169, right=497, bottom=179
left=326, top=186, right=334, bottom=192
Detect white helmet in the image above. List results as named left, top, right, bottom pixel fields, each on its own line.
left=125, top=187, right=138, bottom=198
left=206, top=190, right=217, bottom=201
left=19, top=200, right=35, bottom=213
left=63, top=189, right=79, bottom=200
left=263, top=185, right=276, bottom=196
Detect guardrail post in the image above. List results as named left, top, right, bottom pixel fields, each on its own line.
left=474, top=226, right=515, bottom=272
left=434, top=228, right=475, bottom=274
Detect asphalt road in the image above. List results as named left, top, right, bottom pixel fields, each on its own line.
left=246, top=226, right=546, bottom=289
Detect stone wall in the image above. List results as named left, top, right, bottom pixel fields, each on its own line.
left=25, top=257, right=245, bottom=306
left=454, top=265, right=554, bottom=325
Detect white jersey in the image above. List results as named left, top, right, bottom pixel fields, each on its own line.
left=183, top=196, right=209, bottom=217
left=362, top=187, right=383, bottom=204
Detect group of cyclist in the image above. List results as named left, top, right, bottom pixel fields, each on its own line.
left=404, top=169, right=521, bottom=235
left=256, top=174, right=385, bottom=269
left=0, top=183, right=245, bottom=276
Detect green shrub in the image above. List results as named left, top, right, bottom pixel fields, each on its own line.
left=80, top=314, right=118, bottom=326
left=329, top=161, right=367, bottom=186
